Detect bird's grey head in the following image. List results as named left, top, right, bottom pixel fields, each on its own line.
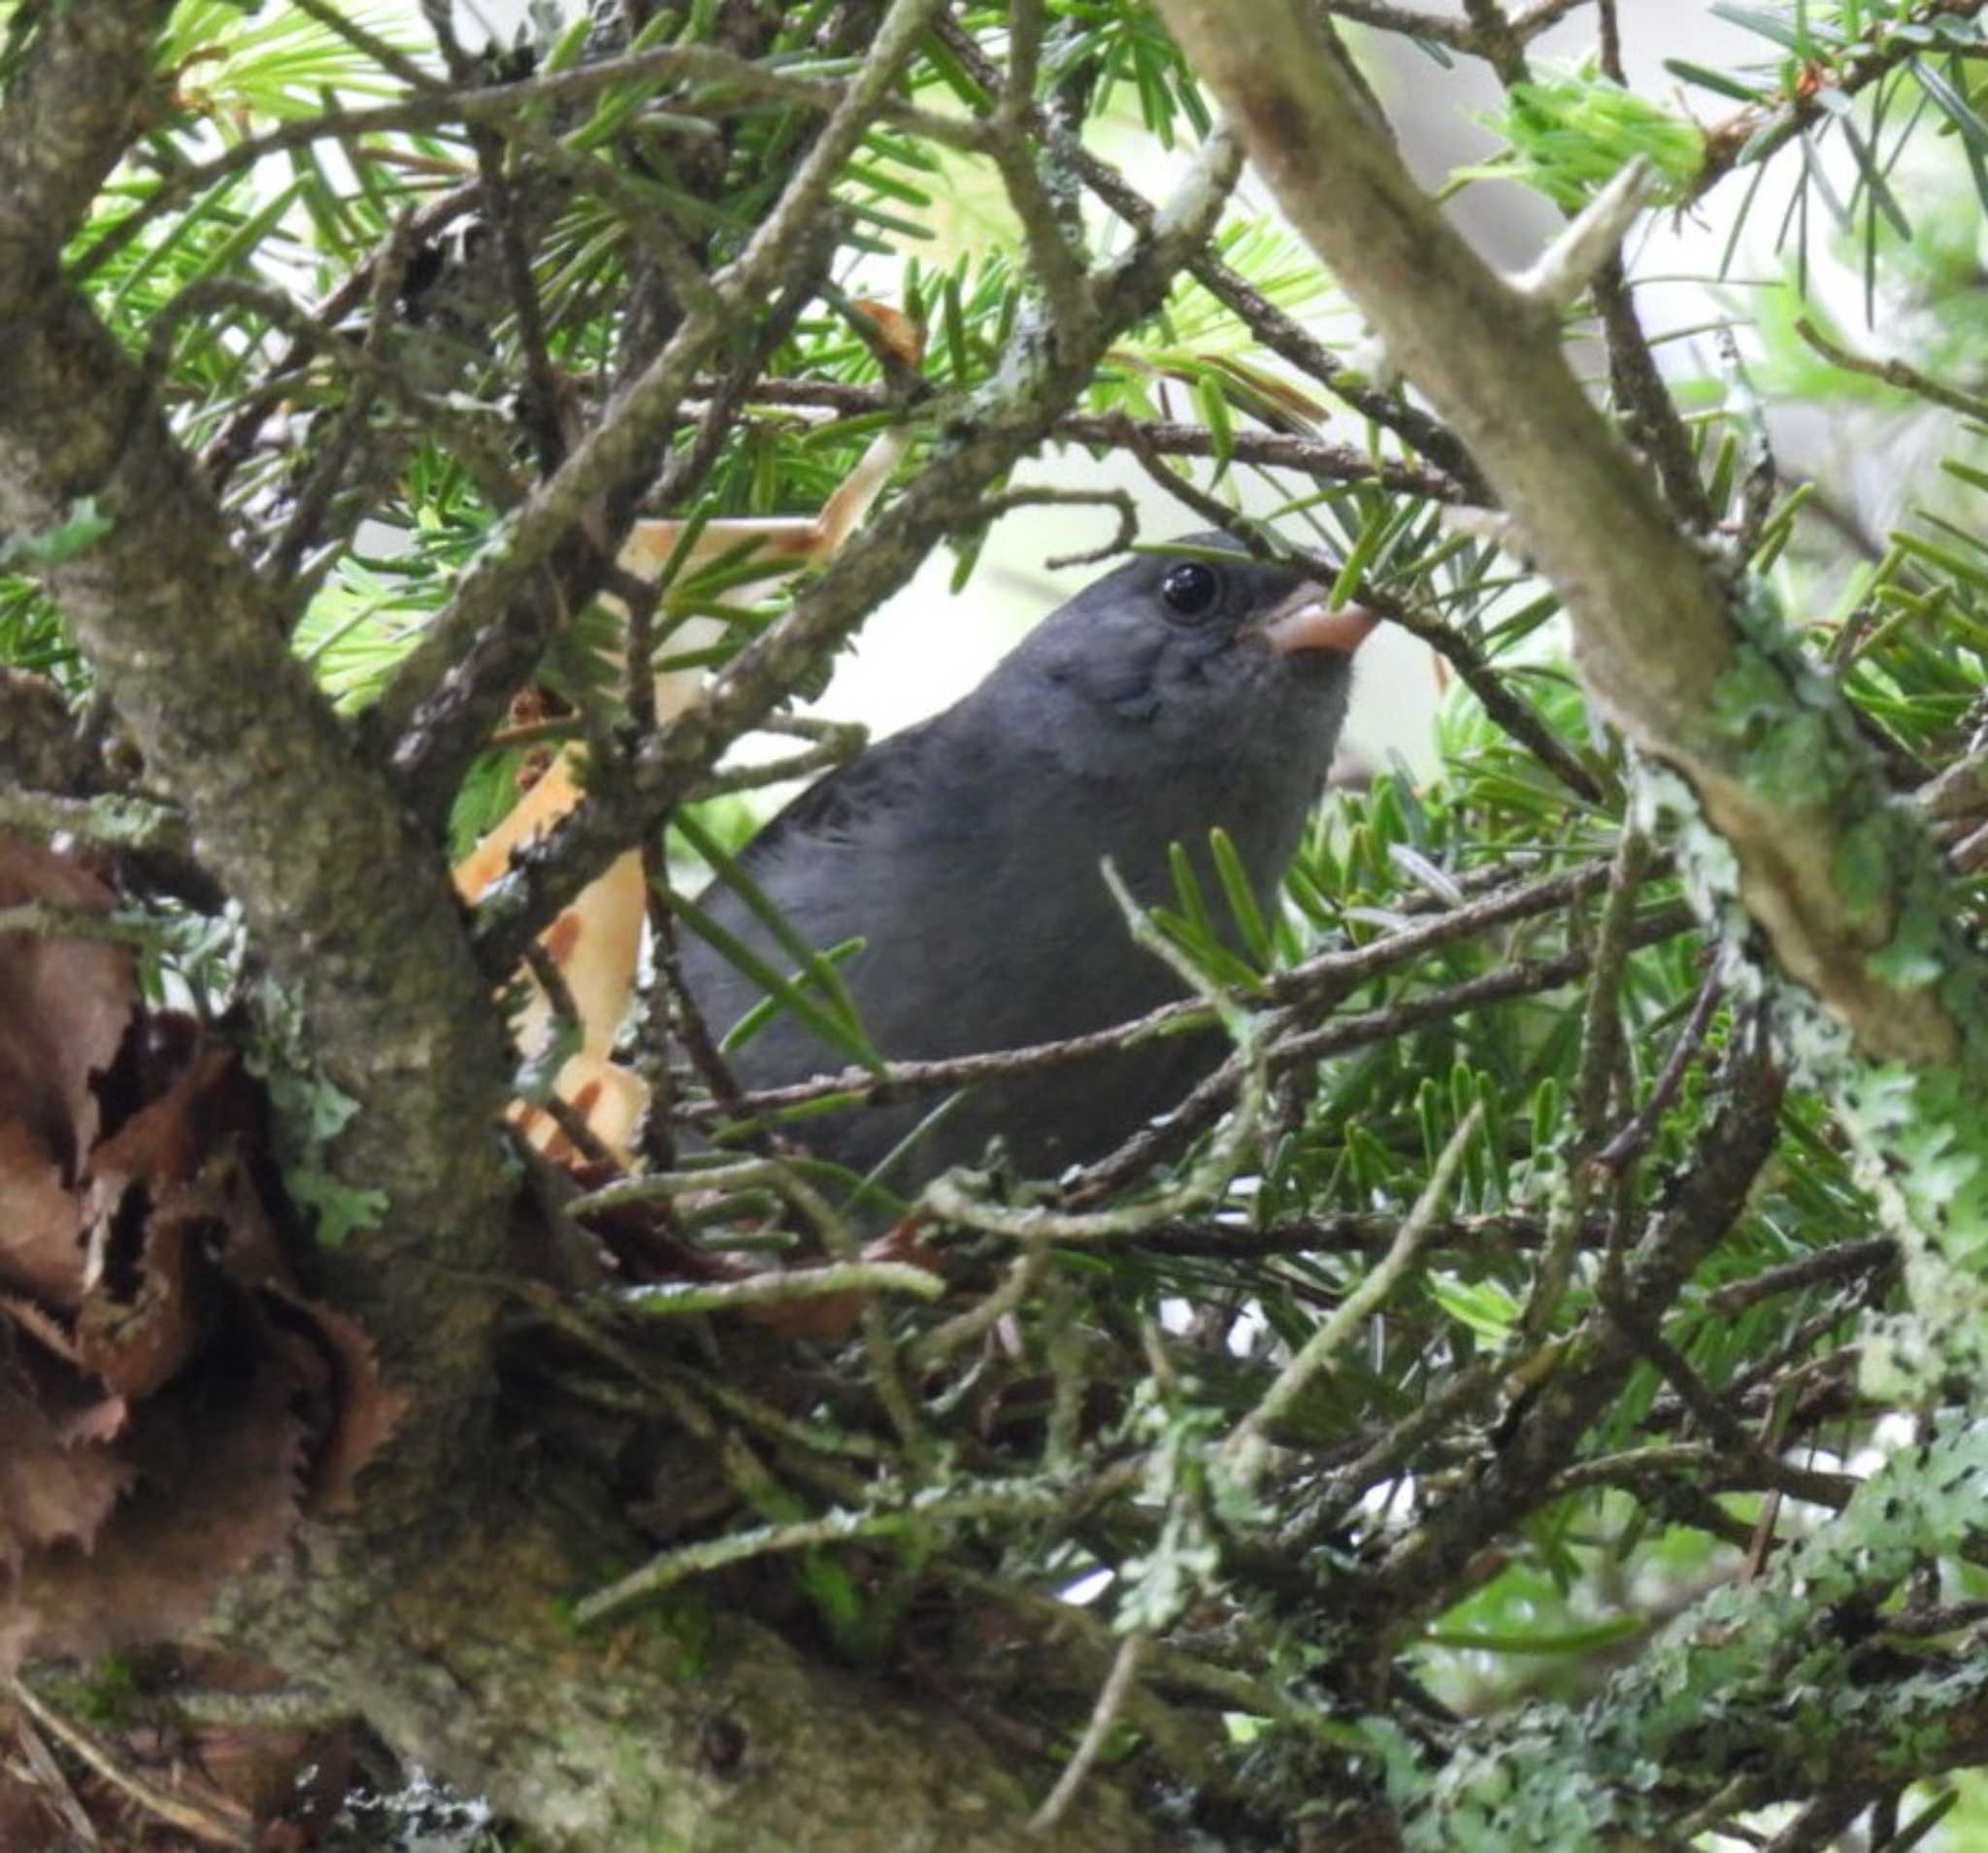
left=986, top=532, right=1373, bottom=794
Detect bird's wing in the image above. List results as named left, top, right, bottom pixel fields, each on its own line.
left=734, top=711, right=949, bottom=865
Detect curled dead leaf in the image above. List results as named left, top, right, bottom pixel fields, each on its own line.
left=0, top=1375, right=136, bottom=1579
left=0, top=830, right=138, bottom=1312
left=0, top=839, right=411, bottom=1675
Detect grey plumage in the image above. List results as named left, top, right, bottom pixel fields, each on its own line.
left=678, top=534, right=1366, bottom=1188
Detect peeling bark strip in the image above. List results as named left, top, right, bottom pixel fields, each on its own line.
left=1152, top=0, right=1987, bottom=1074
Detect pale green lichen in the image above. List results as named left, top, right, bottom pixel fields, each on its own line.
left=1640, top=613, right=1988, bottom=1398
left=245, top=973, right=390, bottom=1245
left=1367, top=1427, right=1988, bottom=1848
left=1709, top=579, right=1881, bottom=851
left=1706, top=646, right=1843, bottom=814
left=1634, top=764, right=1750, bottom=959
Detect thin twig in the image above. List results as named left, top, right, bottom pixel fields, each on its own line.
left=1460, top=0, right=1529, bottom=85
left=1231, top=907, right=1695, bottom=1140
left=923, top=861, right=1272, bottom=1242
left=1297, top=1357, right=1508, bottom=1543
left=9, top=1704, right=97, bottom=1848
left=73, top=38, right=983, bottom=286
left=1026, top=1632, right=1147, bottom=1836
left=1576, top=819, right=1651, bottom=1148
left=608, top=1261, right=944, bottom=1316
left=1597, top=1301, right=1857, bottom=1508
left=1703, top=1239, right=1896, bottom=1317
left=911, top=1247, right=1048, bottom=1366
left=1225, top=1105, right=1482, bottom=1472
left=1596, top=0, right=1623, bottom=81
left=0, top=901, right=163, bottom=946
left=1596, top=255, right=1715, bottom=530
left=972, top=485, right=1138, bottom=568
left=291, top=0, right=441, bottom=94
left=944, top=889, right=1692, bottom=1207
left=990, top=0, right=1093, bottom=344
left=270, top=210, right=436, bottom=592
left=671, top=378, right=1470, bottom=502
left=686, top=723, right=869, bottom=801
left=0, top=786, right=190, bottom=857
left=1321, top=0, right=1590, bottom=53
left=198, top=182, right=483, bottom=492
left=1794, top=316, right=1988, bottom=424
left=9, top=1676, right=252, bottom=1850
left=145, top=277, right=521, bottom=506
left=466, top=123, right=564, bottom=480
left=515, top=935, right=620, bottom=1171
left=1597, top=964, right=1723, bottom=1170
left=1360, top=580, right=1607, bottom=806
left=668, top=862, right=1677, bottom=1169
left=573, top=1478, right=1071, bottom=1623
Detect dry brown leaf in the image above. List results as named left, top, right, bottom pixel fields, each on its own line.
left=0, top=833, right=139, bottom=1322
left=0, top=848, right=408, bottom=1675
left=0, top=1350, right=309, bottom=1674
left=77, top=1042, right=270, bottom=1400
left=0, top=1120, right=86, bottom=1306
left=73, top=1034, right=294, bottom=1399
left=849, top=297, right=924, bottom=367
left=0, top=831, right=135, bottom=1179
left=0, top=1375, right=135, bottom=1578
left=75, top=1197, right=214, bottom=1402
left=252, top=1288, right=408, bottom=1515
left=85, top=1035, right=242, bottom=1208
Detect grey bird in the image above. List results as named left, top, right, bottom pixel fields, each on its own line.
left=678, top=533, right=1375, bottom=1189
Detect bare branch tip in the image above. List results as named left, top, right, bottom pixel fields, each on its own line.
left=1511, top=155, right=1656, bottom=314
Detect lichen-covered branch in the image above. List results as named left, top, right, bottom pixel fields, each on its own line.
left=1151, top=9, right=1988, bottom=1376
left=212, top=1493, right=1182, bottom=1853
left=0, top=0, right=170, bottom=270
left=0, top=9, right=518, bottom=1491
left=471, top=126, right=1245, bottom=976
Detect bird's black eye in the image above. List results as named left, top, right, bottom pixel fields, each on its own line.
left=1159, top=561, right=1221, bottom=621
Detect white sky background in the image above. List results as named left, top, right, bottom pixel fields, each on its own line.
left=413, top=4, right=1812, bottom=776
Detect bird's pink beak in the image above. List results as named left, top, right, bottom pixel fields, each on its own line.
left=1259, top=585, right=1379, bottom=656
